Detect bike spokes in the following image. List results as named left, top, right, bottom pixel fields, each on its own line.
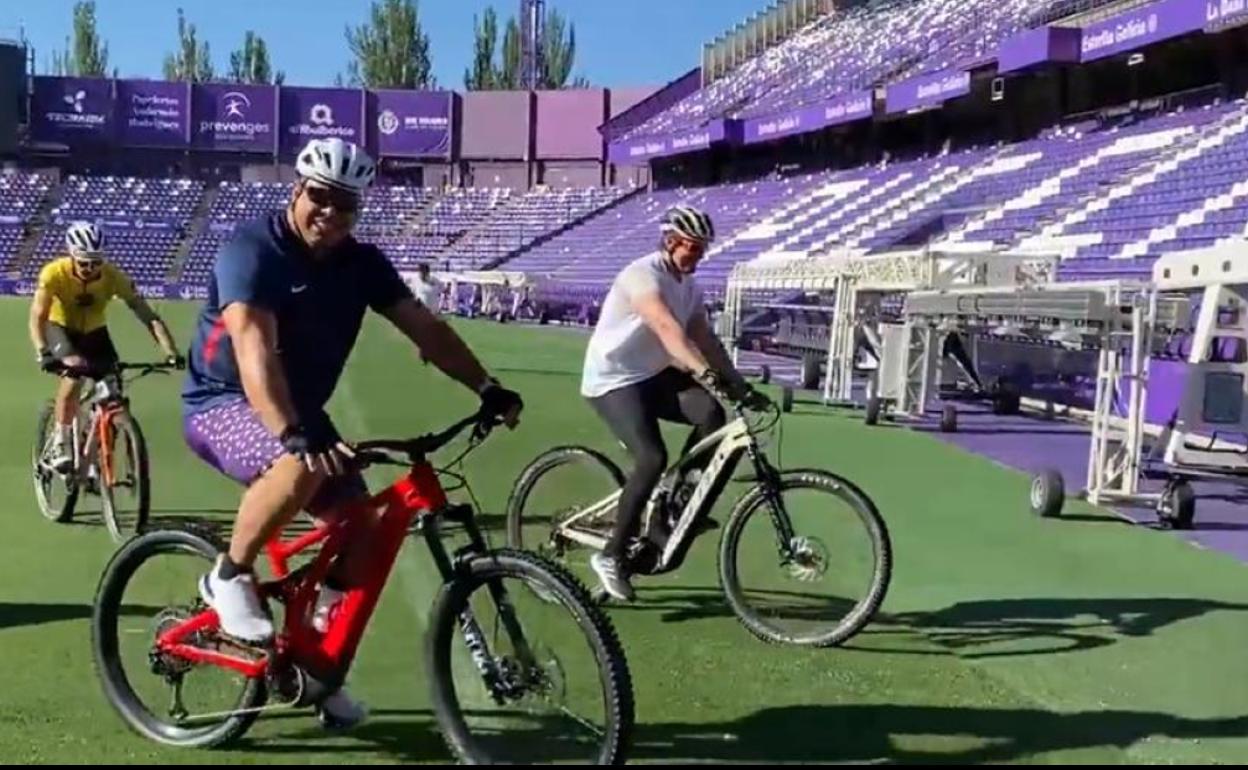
left=511, top=453, right=621, bottom=564
left=731, top=483, right=881, bottom=640
left=32, top=407, right=78, bottom=523
left=100, top=418, right=144, bottom=538
left=112, top=547, right=255, bottom=728
left=447, top=573, right=613, bottom=762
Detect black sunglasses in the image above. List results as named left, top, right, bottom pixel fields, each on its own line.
left=303, top=184, right=360, bottom=215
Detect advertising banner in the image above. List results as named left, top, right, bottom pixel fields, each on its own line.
left=116, top=79, right=190, bottom=147
left=997, top=26, right=1083, bottom=74
left=30, top=76, right=115, bottom=145
left=742, top=90, right=872, bottom=144
left=192, top=83, right=278, bottom=153
left=607, top=120, right=739, bottom=164
left=1080, top=0, right=1205, bottom=62
left=886, top=68, right=971, bottom=114
left=371, top=90, right=452, bottom=157
left=279, top=86, right=364, bottom=155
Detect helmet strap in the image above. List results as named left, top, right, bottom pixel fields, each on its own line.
left=284, top=200, right=301, bottom=236
left=659, top=248, right=685, bottom=281
left=283, top=200, right=317, bottom=255
left=284, top=192, right=342, bottom=260
left=71, top=259, right=101, bottom=281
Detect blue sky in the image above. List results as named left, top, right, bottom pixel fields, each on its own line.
left=3, top=0, right=768, bottom=88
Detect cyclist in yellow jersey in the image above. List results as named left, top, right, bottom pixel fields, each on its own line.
left=28, top=222, right=184, bottom=470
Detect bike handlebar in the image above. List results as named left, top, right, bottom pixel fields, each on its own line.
left=48, top=360, right=183, bottom=381
left=728, top=393, right=783, bottom=435
left=353, top=408, right=502, bottom=468
left=349, top=392, right=771, bottom=473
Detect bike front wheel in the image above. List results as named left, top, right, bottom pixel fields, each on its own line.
left=718, top=470, right=892, bottom=647
left=426, top=548, right=633, bottom=765
left=97, top=411, right=151, bottom=543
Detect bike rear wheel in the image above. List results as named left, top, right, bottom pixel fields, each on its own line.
left=91, top=522, right=266, bottom=748
left=718, top=470, right=891, bottom=647
left=32, top=400, right=78, bottom=523
left=506, top=446, right=624, bottom=566
left=98, top=412, right=151, bottom=543
left=427, top=548, right=633, bottom=764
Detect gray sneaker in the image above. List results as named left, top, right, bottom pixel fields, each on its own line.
left=590, top=553, right=636, bottom=602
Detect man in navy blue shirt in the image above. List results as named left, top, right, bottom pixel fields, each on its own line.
left=182, top=138, right=522, bottom=728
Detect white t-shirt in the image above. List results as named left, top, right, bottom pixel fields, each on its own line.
left=410, top=275, right=441, bottom=314
left=581, top=252, right=705, bottom=398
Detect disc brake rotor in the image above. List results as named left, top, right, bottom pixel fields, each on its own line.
left=786, top=536, right=830, bottom=582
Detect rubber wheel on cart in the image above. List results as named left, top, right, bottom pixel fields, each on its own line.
left=940, top=404, right=957, bottom=433
left=1030, top=469, right=1064, bottom=518
left=799, top=354, right=821, bottom=390
left=1157, top=481, right=1196, bottom=530
left=990, top=377, right=1021, bottom=416
left=865, top=397, right=882, bottom=426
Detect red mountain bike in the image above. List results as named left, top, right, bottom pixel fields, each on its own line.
left=90, top=409, right=634, bottom=764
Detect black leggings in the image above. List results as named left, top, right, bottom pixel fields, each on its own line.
left=587, top=368, right=726, bottom=559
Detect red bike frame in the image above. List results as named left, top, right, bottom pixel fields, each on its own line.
left=155, top=459, right=450, bottom=683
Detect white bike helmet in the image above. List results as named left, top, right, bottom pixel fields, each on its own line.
left=661, top=205, right=715, bottom=244
left=65, top=221, right=104, bottom=257
left=295, top=137, right=376, bottom=194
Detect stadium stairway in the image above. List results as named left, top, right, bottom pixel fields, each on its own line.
left=717, top=176, right=864, bottom=260
left=843, top=147, right=1042, bottom=249
left=485, top=185, right=648, bottom=270
left=764, top=173, right=913, bottom=258
left=168, top=185, right=220, bottom=282
left=9, top=179, right=64, bottom=277
left=944, top=116, right=1219, bottom=249
left=1114, top=110, right=1248, bottom=258
left=1018, top=107, right=1247, bottom=257
left=812, top=162, right=966, bottom=254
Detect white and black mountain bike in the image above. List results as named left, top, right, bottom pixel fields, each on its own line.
left=506, top=398, right=892, bottom=647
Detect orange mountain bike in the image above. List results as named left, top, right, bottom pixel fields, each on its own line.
left=33, top=361, right=180, bottom=542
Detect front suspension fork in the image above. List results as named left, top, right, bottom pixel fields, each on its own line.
left=421, top=505, right=540, bottom=700
left=749, top=448, right=797, bottom=562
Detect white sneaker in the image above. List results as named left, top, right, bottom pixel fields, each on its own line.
left=317, top=687, right=369, bottom=730
left=312, top=587, right=344, bottom=633
left=48, top=439, right=73, bottom=474
left=590, top=553, right=636, bottom=602
left=199, top=556, right=274, bottom=644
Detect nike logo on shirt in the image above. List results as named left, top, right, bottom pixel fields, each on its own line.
left=291, top=285, right=308, bottom=294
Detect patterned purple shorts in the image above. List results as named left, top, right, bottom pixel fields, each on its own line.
left=183, top=398, right=366, bottom=515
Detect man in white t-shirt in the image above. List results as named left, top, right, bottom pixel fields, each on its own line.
left=410, top=262, right=442, bottom=314
left=581, top=205, right=770, bottom=600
